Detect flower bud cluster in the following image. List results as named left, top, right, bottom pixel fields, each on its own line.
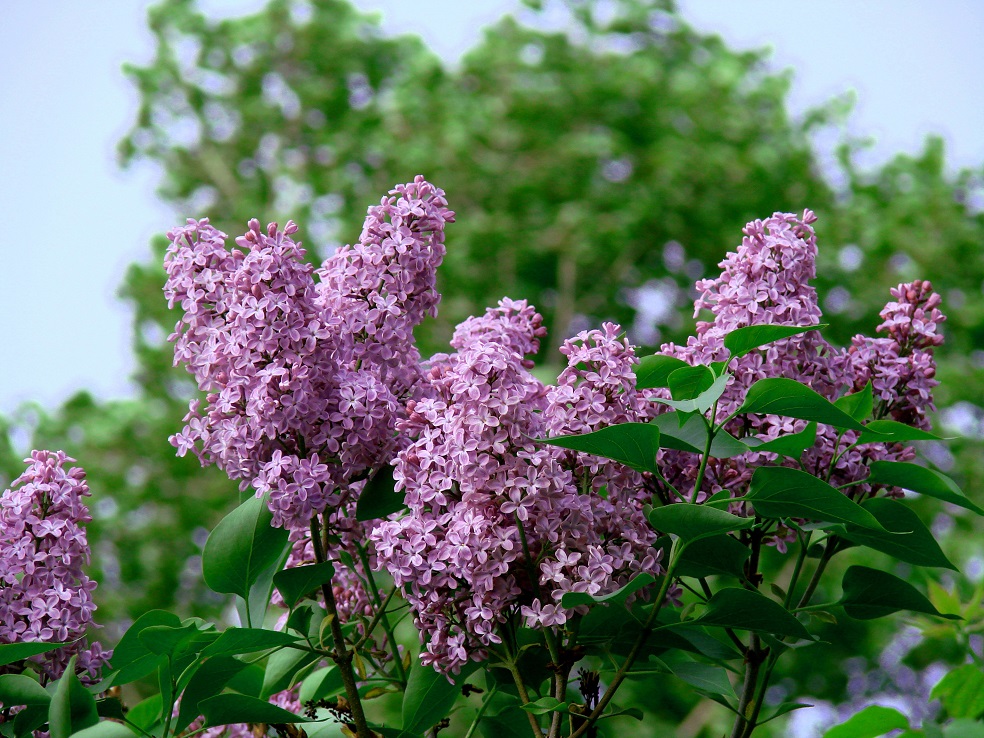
left=0, top=451, right=109, bottom=684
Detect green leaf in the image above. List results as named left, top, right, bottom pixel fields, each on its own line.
left=200, top=694, right=311, bottom=727
left=480, top=705, right=537, bottom=738
left=838, top=566, right=960, bottom=621
left=836, top=498, right=956, bottom=570
left=744, top=422, right=817, bottom=457
left=201, top=628, right=301, bottom=659
left=260, top=646, right=319, bottom=700
left=125, top=694, right=162, bottom=734
left=174, top=655, right=250, bottom=733
left=674, top=535, right=750, bottom=579
left=647, top=503, right=754, bottom=545
left=108, top=610, right=180, bottom=684
left=634, top=355, right=691, bottom=390
left=0, top=675, right=51, bottom=707
left=653, top=373, right=729, bottom=414
left=942, top=719, right=984, bottom=738
left=747, top=466, right=885, bottom=530
left=202, top=494, right=290, bottom=600
left=67, top=722, right=138, bottom=738
left=856, top=420, right=942, bottom=446
left=866, top=461, right=984, bottom=515
left=274, top=562, right=335, bottom=609
left=723, top=324, right=827, bottom=361
left=298, top=666, right=345, bottom=705
left=693, top=588, right=813, bottom=641
left=758, top=702, right=813, bottom=726
left=48, top=656, right=99, bottom=738
left=538, top=423, right=660, bottom=474
left=834, top=381, right=873, bottom=422
left=561, top=572, right=656, bottom=609
left=520, top=697, right=567, bottom=715
left=355, top=465, right=406, bottom=521
left=401, top=662, right=466, bottom=734
left=739, top=378, right=865, bottom=431
left=0, top=642, right=68, bottom=669
left=668, top=365, right=714, bottom=401
left=822, top=704, right=910, bottom=738
left=930, top=664, right=984, bottom=719
left=649, top=411, right=747, bottom=458
left=658, top=659, right=735, bottom=697
left=138, top=623, right=218, bottom=660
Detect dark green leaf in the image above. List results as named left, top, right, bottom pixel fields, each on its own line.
left=693, top=588, right=813, bottom=641
left=95, top=698, right=126, bottom=721
left=200, top=694, right=311, bottom=727
left=649, top=411, right=747, bottom=458
left=538, top=423, right=660, bottom=474
left=0, top=642, right=68, bottom=669
left=744, top=423, right=817, bottom=457
left=668, top=365, right=714, bottom=401
left=739, top=378, right=865, bottom=431
left=758, top=702, right=813, bottom=726
left=822, top=704, right=910, bottom=738
left=480, top=705, right=536, bottom=738
left=836, top=498, right=956, bottom=570
left=634, top=355, right=691, bottom=390
left=402, top=662, right=465, bottom=734
left=931, top=664, right=984, bottom=719
left=298, top=666, right=345, bottom=704
left=48, top=656, right=99, bottom=738
left=561, top=572, right=656, bottom=609
left=273, top=562, right=335, bottom=609
left=724, top=324, right=826, bottom=360
left=260, top=646, right=319, bottom=700
left=12, top=703, right=48, bottom=738
left=125, top=695, right=162, bottom=734
left=839, top=566, right=960, bottom=620
left=138, top=623, right=217, bottom=660
left=174, top=656, right=250, bottom=733
left=675, top=535, right=750, bottom=579
left=356, top=465, right=406, bottom=521
left=0, top=675, right=51, bottom=707
left=647, top=503, right=754, bottom=545
left=520, top=697, right=567, bottom=715
left=67, top=722, right=138, bottom=738
left=201, top=628, right=301, bottom=659
left=857, top=420, right=942, bottom=446
left=866, top=461, right=984, bottom=515
left=748, top=466, right=885, bottom=530
left=226, top=663, right=265, bottom=698
left=834, top=381, right=873, bottom=422
left=203, top=494, right=290, bottom=600
left=109, top=610, right=180, bottom=684
left=658, top=659, right=735, bottom=697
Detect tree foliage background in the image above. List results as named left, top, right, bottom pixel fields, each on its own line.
left=3, top=0, right=983, bottom=732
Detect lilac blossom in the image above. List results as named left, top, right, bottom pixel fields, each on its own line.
left=165, top=177, right=452, bottom=536
left=0, top=451, right=110, bottom=686
left=373, top=305, right=662, bottom=673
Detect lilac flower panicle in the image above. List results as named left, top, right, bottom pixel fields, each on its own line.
left=0, top=451, right=110, bottom=688
left=165, top=177, right=453, bottom=533
left=373, top=308, right=662, bottom=673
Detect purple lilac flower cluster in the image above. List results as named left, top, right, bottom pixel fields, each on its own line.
left=372, top=303, right=663, bottom=673
left=0, top=451, right=110, bottom=685
left=655, top=211, right=944, bottom=549
left=165, top=178, right=453, bottom=620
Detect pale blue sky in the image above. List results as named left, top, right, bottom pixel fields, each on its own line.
left=1, top=0, right=982, bottom=419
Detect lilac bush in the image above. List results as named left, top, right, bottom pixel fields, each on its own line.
left=2, top=178, right=975, bottom=738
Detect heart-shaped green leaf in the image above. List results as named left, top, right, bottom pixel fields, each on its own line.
left=539, top=423, right=660, bottom=474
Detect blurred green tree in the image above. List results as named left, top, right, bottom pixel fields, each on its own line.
left=4, top=1, right=983, bottom=730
